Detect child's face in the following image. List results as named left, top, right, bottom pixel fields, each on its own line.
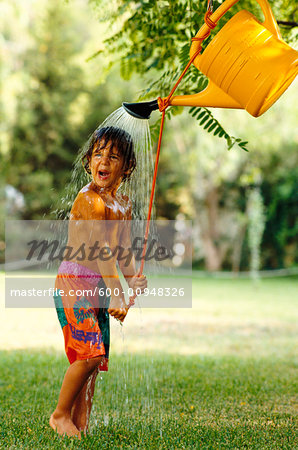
left=89, top=140, right=125, bottom=192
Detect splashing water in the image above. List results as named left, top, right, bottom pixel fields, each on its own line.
left=56, top=106, right=154, bottom=221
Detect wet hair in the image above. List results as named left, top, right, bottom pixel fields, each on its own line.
left=81, top=126, right=136, bottom=182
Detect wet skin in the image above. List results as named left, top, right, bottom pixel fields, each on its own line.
left=68, top=141, right=147, bottom=321
left=50, top=141, right=147, bottom=438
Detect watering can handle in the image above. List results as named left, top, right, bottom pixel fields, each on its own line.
left=252, top=0, right=281, bottom=37
left=253, top=0, right=282, bottom=39
left=191, top=0, right=281, bottom=58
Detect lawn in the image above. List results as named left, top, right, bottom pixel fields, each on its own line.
left=0, top=274, right=297, bottom=449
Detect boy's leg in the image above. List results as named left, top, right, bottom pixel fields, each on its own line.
left=71, top=367, right=99, bottom=432
left=50, top=356, right=102, bottom=437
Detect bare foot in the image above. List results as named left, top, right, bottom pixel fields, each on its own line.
left=50, top=413, right=81, bottom=438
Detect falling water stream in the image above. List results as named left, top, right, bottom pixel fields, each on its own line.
left=55, top=106, right=161, bottom=435
left=56, top=106, right=154, bottom=221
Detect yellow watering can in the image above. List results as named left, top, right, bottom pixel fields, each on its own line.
left=123, top=0, right=298, bottom=119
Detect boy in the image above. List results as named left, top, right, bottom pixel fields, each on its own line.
left=50, top=127, right=147, bottom=437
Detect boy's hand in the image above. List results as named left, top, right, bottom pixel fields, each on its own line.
left=128, top=274, right=147, bottom=295
left=108, top=297, right=129, bottom=322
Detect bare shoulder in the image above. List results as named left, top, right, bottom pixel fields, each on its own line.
left=70, top=184, right=106, bottom=220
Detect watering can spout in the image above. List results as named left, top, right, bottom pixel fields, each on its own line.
left=122, top=85, right=243, bottom=119
left=167, top=82, right=243, bottom=110
left=122, top=100, right=159, bottom=120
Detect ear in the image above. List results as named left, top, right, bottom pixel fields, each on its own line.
left=81, top=154, right=91, bottom=175
left=122, top=162, right=134, bottom=180
left=124, top=167, right=133, bottom=175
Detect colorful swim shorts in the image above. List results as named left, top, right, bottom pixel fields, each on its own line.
left=53, top=261, right=110, bottom=371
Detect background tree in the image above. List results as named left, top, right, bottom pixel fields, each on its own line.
left=3, top=0, right=136, bottom=220
left=5, top=0, right=91, bottom=218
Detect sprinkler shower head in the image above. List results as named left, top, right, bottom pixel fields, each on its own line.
left=122, top=100, right=159, bottom=120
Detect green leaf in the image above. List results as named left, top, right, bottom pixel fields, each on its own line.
left=204, top=119, right=213, bottom=129
left=192, top=108, right=203, bottom=118
left=85, top=49, right=103, bottom=62
left=208, top=122, right=217, bottom=132
left=200, top=115, right=209, bottom=125
left=197, top=111, right=206, bottom=120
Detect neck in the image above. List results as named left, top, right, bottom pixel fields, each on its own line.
left=90, top=181, right=121, bottom=197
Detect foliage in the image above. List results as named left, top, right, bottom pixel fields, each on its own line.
left=261, top=157, right=298, bottom=269
left=189, top=107, right=248, bottom=151
left=93, top=0, right=297, bottom=73
left=0, top=166, right=4, bottom=263
left=4, top=1, right=85, bottom=219
left=2, top=0, right=128, bottom=221
left=90, top=0, right=297, bottom=151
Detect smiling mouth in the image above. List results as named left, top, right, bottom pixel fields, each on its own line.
left=98, top=170, right=111, bottom=180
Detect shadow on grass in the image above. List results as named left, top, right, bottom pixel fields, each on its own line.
left=0, top=349, right=296, bottom=449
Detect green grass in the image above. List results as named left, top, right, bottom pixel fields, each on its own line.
left=0, top=275, right=297, bottom=448
left=0, top=351, right=297, bottom=449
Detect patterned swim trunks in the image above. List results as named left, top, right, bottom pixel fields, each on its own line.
left=54, top=261, right=110, bottom=371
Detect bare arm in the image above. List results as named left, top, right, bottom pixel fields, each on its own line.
left=91, top=197, right=128, bottom=322
left=117, top=205, right=147, bottom=294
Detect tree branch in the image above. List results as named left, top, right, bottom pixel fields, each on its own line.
left=277, top=20, right=298, bottom=28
